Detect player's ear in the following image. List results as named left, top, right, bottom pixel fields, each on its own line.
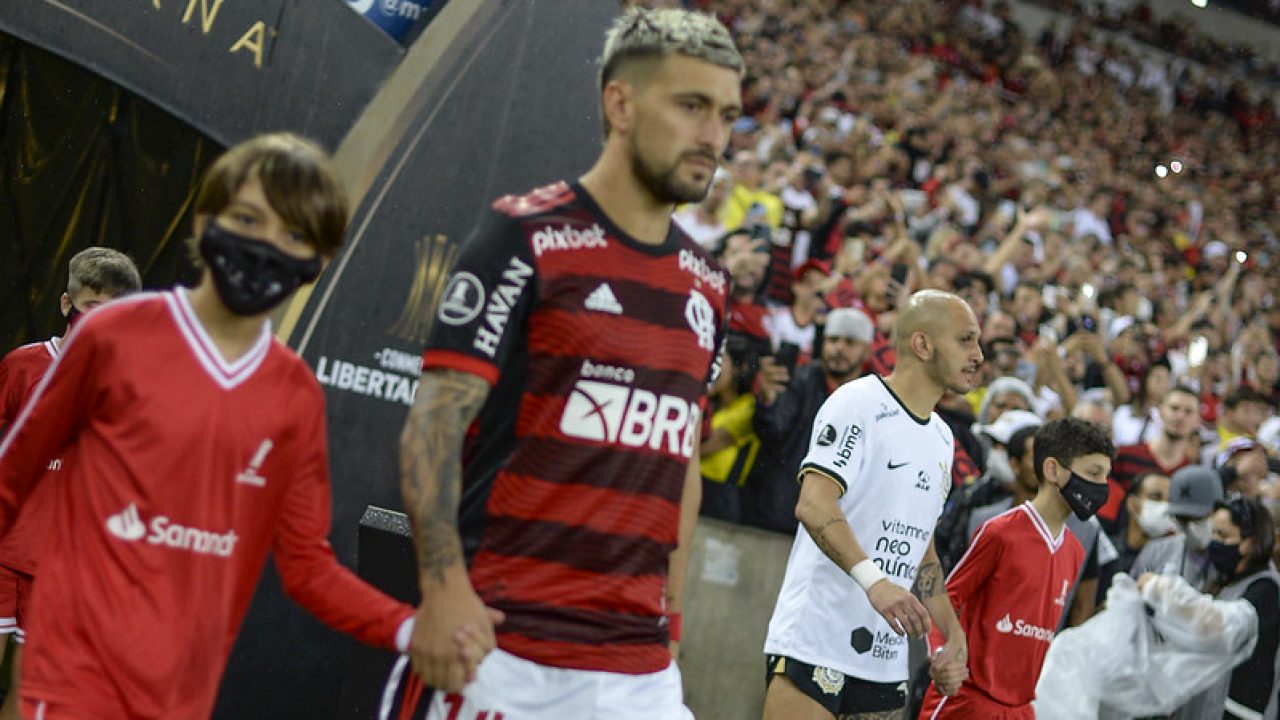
left=601, top=79, right=636, bottom=136
left=911, top=330, right=931, bottom=361
left=60, top=292, right=72, bottom=316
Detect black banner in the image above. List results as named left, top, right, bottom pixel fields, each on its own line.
left=0, top=0, right=403, bottom=148
left=215, top=1, right=618, bottom=717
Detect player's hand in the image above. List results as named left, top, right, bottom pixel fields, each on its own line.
left=865, top=579, right=930, bottom=637
left=409, top=578, right=505, bottom=692
left=929, top=641, right=969, bottom=696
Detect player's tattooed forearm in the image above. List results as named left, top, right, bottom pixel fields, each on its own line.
left=399, top=369, right=489, bottom=582
left=840, top=710, right=902, bottom=720
left=804, top=516, right=849, bottom=569
left=914, top=559, right=944, bottom=599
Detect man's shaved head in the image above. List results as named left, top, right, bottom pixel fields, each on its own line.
left=895, top=289, right=975, bottom=356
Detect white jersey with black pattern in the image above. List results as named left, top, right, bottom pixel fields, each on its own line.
left=763, top=374, right=954, bottom=683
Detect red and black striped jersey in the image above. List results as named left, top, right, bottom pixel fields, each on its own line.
left=422, top=181, right=728, bottom=674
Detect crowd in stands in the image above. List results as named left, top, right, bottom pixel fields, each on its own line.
left=1034, top=0, right=1280, bottom=89
left=672, top=0, right=1279, bottom=606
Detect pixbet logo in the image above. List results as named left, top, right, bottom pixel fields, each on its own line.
left=531, top=223, right=607, bottom=256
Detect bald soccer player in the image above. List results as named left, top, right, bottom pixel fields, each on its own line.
left=763, top=291, right=982, bottom=720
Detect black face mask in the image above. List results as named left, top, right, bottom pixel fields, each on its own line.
left=1059, top=471, right=1110, bottom=520
left=1207, top=541, right=1243, bottom=579
left=64, top=304, right=83, bottom=332
left=198, top=222, right=321, bottom=316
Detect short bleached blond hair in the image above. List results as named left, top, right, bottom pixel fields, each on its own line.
left=597, top=7, right=743, bottom=135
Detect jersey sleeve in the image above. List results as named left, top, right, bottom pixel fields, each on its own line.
left=421, top=209, right=537, bottom=386
left=272, top=385, right=414, bottom=650
left=945, top=518, right=1004, bottom=618
left=0, top=352, right=25, bottom=437
left=0, top=333, right=96, bottom=534
left=796, top=386, right=867, bottom=495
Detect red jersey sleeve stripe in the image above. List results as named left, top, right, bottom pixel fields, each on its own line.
left=420, top=350, right=499, bottom=385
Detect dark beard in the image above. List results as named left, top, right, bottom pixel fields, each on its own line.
left=629, top=139, right=712, bottom=204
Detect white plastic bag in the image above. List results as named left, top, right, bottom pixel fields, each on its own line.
left=1034, top=574, right=1257, bottom=719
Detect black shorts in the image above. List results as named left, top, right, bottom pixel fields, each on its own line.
left=766, top=654, right=906, bottom=715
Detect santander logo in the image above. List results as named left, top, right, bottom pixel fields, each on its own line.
left=995, top=613, right=1054, bottom=643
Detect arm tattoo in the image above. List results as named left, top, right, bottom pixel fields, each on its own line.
left=914, top=559, right=944, bottom=600
left=398, top=369, right=489, bottom=582
left=804, top=516, right=850, bottom=570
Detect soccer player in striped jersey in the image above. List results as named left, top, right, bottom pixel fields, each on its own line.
left=0, top=247, right=140, bottom=720
left=396, top=7, right=742, bottom=719
left=0, top=134, right=416, bottom=720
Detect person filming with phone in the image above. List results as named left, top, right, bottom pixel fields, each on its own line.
left=744, top=308, right=875, bottom=534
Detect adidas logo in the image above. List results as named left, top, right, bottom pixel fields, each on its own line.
left=106, top=503, right=145, bottom=541
left=584, top=283, right=623, bottom=315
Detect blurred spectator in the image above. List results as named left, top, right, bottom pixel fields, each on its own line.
left=745, top=308, right=873, bottom=533
left=1101, top=385, right=1198, bottom=533
left=672, top=170, right=731, bottom=249
left=699, top=336, right=763, bottom=524
left=1113, top=471, right=1177, bottom=575
left=1216, top=438, right=1270, bottom=499
left=1170, top=494, right=1278, bottom=719
left=1213, top=386, right=1273, bottom=454
left=720, top=150, right=783, bottom=231
left=764, top=259, right=828, bottom=360
left=1112, top=359, right=1172, bottom=446
left=713, top=227, right=772, bottom=345
left=1131, top=465, right=1225, bottom=591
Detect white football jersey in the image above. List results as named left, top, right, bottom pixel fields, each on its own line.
left=764, top=374, right=954, bottom=682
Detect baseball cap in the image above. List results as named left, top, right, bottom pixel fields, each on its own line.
left=975, top=409, right=1042, bottom=445
left=793, top=259, right=830, bottom=282
left=1107, top=315, right=1135, bottom=343
left=1167, top=465, right=1225, bottom=519
left=824, top=308, right=874, bottom=344
left=1214, top=437, right=1262, bottom=469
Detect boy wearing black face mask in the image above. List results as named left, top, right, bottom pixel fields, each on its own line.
left=919, top=417, right=1114, bottom=719
left=0, top=134, right=419, bottom=720
left=0, top=247, right=139, bottom=720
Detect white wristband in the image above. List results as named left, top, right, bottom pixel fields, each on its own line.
left=849, top=558, right=887, bottom=592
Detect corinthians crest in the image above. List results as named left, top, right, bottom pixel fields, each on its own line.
left=812, top=665, right=846, bottom=695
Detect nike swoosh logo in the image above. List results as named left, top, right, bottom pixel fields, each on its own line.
left=887, top=460, right=909, bottom=470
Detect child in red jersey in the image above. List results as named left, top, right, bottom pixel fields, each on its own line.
left=920, top=417, right=1115, bottom=719
left=0, top=247, right=140, bottom=720
left=0, top=134, right=416, bottom=720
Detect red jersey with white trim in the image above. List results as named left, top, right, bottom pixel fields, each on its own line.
left=921, top=503, right=1083, bottom=713
left=0, top=338, right=62, bottom=573
left=0, top=290, right=413, bottom=720
left=422, top=181, right=727, bottom=675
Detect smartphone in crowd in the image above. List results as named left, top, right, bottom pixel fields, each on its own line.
left=774, top=342, right=801, bottom=377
